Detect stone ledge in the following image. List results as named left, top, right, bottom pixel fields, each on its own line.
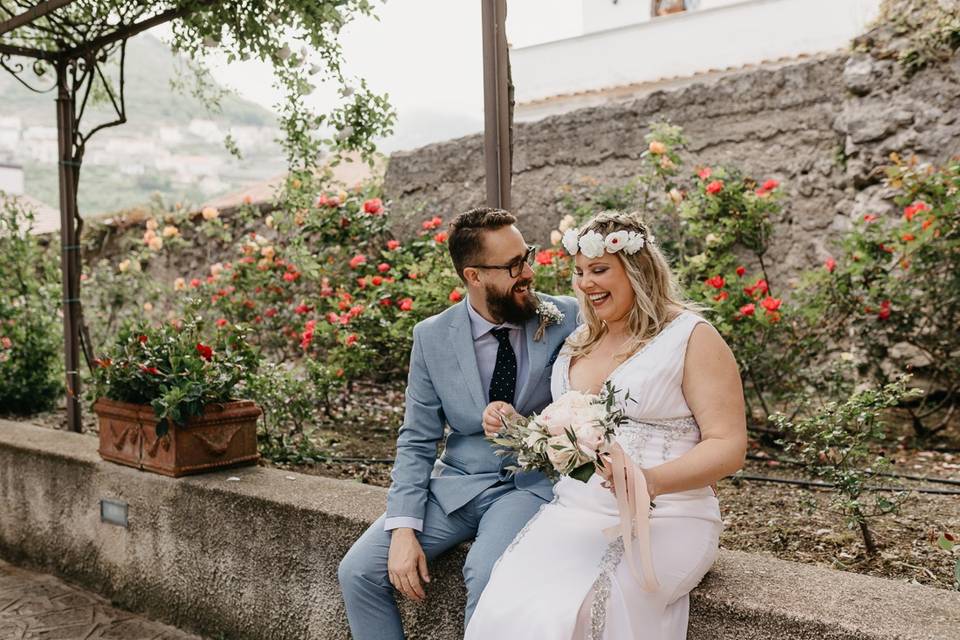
left=1, top=419, right=957, bottom=640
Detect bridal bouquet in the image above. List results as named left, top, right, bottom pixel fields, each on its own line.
left=487, top=382, right=628, bottom=482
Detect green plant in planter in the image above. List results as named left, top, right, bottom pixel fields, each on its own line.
left=92, top=318, right=260, bottom=436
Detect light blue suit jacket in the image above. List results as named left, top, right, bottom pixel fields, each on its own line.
left=385, top=294, right=580, bottom=522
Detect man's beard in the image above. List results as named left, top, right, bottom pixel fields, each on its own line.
left=485, top=278, right=538, bottom=325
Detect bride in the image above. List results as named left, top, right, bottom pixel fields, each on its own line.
left=465, top=211, right=747, bottom=639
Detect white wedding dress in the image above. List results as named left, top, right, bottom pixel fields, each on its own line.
left=465, top=312, right=723, bottom=640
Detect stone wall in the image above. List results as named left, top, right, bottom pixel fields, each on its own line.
left=384, top=23, right=960, bottom=283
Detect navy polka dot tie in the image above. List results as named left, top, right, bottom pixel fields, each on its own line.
left=489, top=327, right=518, bottom=404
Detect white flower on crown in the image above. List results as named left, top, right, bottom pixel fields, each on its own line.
left=625, top=232, right=645, bottom=253
left=578, top=231, right=606, bottom=258
left=562, top=228, right=581, bottom=256
left=604, top=231, right=630, bottom=253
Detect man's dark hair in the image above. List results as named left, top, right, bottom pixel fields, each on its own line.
left=448, top=207, right=517, bottom=280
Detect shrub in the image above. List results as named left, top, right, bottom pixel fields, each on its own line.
left=0, top=196, right=63, bottom=414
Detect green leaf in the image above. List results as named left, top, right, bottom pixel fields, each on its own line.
left=938, top=534, right=955, bottom=551
left=569, top=462, right=595, bottom=483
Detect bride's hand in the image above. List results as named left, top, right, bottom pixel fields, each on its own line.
left=482, top=401, right=516, bottom=436
left=598, top=456, right=657, bottom=501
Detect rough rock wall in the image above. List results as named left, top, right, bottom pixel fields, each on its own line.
left=384, top=27, right=960, bottom=283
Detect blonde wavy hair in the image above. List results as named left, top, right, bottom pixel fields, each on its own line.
left=566, top=210, right=700, bottom=361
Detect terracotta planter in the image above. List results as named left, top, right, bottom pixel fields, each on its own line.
left=95, top=398, right=261, bottom=477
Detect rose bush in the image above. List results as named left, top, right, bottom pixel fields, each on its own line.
left=0, top=196, right=63, bottom=415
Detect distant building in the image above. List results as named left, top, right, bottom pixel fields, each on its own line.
left=0, top=161, right=24, bottom=195
left=513, top=0, right=882, bottom=118
left=0, top=160, right=61, bottom=235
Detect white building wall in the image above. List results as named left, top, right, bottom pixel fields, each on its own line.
left=512, top=0, right=882, bottom=104
left=0, top=164, right=25, bottom=195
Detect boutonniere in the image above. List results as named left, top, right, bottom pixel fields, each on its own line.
left=534, top=298, right=564, bottom=342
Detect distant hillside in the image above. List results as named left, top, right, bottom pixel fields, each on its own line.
left=0, top=34, right=274, bottom=127
left=0, top=34, right=285, bottom=215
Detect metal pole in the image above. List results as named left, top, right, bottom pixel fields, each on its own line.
left=481, top=0, right=511, bottom=209
left=55, top=59, right=82, bottom=433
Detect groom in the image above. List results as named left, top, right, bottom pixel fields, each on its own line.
left=338, top=207, right=578, bottom=638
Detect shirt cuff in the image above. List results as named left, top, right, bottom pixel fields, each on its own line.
left=384, top=517, right=424, bottom=533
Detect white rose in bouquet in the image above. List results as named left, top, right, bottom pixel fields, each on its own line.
left=487, top=383, right=628, bottom=482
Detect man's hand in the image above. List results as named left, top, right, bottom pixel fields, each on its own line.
left=482, top=401, right=517, bottom=437
left=387, top=528, right=430, bottom=602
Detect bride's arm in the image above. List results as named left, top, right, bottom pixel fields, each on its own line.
left=643, top=322, right=747, bottom=499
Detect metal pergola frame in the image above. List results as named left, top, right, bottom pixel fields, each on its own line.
left=0, top=1, right=514, bottom=433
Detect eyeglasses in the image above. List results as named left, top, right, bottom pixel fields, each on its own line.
left=468, top=245, right=537, bottom=278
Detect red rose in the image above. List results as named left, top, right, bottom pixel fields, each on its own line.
left=744, top=279, right=769, bottom=297
left=327, top=312, right=339, bottom=324
left=140, top=365, right=161, bottom=375
left=863, top=214, right=878, bottom=223
left=877, top=300, right=891, bottom=321
left=357, top=277, right=367, bottom=289
left=371, top=276, right=383, bottom=286
left=698, top=167, right=712, bottom=180
left=195, top=343, right=213, bottom=361
left=283, top=272, right=300, bottom=282
left=713, top=291, right=729, bottom=302
left=421, top=216, right=443, bottom=231
left=535, top=250, right=554, bottom=266
left=387, top=239, right=400, bottom=251
left=363, top=198, right=384, bottom=215
left=300, top=331, right=314, bottom=350
left=449, top=290, right=463, bottom=303
left=705, top=275, right=725, bottom=289
left=138, top=334, right=148, bottom=344
left=735, top=266, right=746, bottom=277
left=190, top=278, right=201, bottom=288
left=434, top=231, right=448, bottom=243
left=377, top=262, right=391, bottom=273
left=265, top=308, right=278, bottom=318
left=922, top=218, right=933, bottom=230
left=762, top=179, right=779, bottom=192
left=739, top=303, right=755, bottom=317
left=345, top=334, right=358, bottom=346
left=901, top=233, right=915, bottom=242
left=399, top=297, right=414, bottom=312
left=216, top=318, right=228, bottom=327
left=706, top=180, right=724, bottom=195
left=824, top=257, right=836, bottom=273
left=349, top=254, right=367, bottom=270
left=349, top=305, right=364, bottom=318
left=380, top=298, right=393, bottom=307
left=760, top=296, right=782, bottom=312
left=294, top=304, right=311, bottom=314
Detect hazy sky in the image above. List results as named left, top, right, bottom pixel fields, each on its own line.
left=201, top=0, right=582, bottom=152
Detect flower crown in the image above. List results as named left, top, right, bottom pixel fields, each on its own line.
left=561, top=227, right=653, bottom=259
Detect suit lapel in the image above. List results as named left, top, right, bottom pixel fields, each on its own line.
left=516, top=314, right=553, bottom=411
left=449, top=303, right=486, bottom=411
